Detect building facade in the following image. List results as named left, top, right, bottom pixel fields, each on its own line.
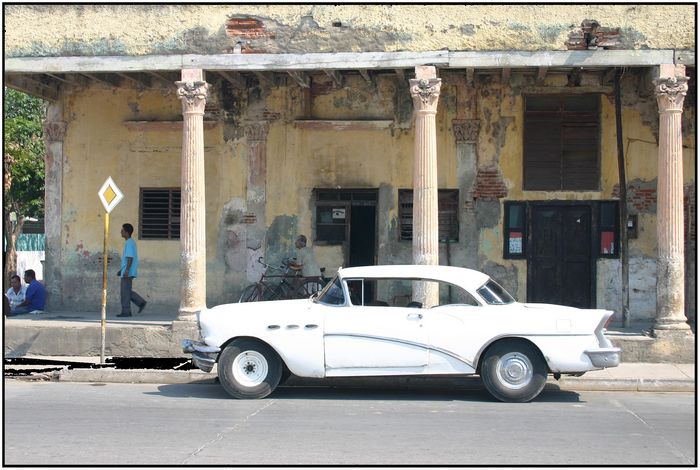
left=4, top=5, right=695, bottom=331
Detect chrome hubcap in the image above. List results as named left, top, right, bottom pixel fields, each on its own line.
left=232, top=350, right=268, bottom=387
left=495, top=352, right=533, bottom=390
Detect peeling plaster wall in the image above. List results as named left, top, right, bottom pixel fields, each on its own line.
left=35, top=5, right=695, bottom=318
left=60, top=83, right=233, bottom=311
left=471, top=70, right=695, bottom=320
left=5, top=5, right=695, bottom=57
left=55, top=66, right=695, bottom=318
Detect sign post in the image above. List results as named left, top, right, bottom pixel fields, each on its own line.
left=97, top=177, right=124, bottom=364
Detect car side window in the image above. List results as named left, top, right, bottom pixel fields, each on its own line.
left=347, top=279, right=363, bottom=305
left=436, top=281, right=480, bottom=306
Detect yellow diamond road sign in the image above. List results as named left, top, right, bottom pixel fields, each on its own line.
left=98, top=177, right=124, bottom=213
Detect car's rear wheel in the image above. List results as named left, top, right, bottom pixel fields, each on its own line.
left=218, top=339, right=282, bottom=399
left=480, top=340, right=547, bottom=403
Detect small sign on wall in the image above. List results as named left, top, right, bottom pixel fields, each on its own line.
left=332, top=208, right=346, bottom=219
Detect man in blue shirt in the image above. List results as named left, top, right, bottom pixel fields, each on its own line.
left=118, top=223, right=147, bottom=317
left=10, top=269, right=46, bottom=315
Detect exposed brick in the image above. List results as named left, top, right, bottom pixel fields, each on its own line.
left=225, top=17, right=276, bottom=40
left=474, top=168, right=508, bottom=201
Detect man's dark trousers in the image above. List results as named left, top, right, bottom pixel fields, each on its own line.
left=120, top=276, right=146, bottom=314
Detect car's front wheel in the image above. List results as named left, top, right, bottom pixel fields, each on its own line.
left=218, top=339, right=282, bottom=399
left=480, top=340, right=547, bottom=403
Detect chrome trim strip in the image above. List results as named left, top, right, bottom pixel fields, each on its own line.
left=324, top=333, right=475, bottom=368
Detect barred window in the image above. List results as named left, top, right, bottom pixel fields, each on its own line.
left=399, top=189, right=459, bottom=242
left=139, top=188, right=181, bottom=240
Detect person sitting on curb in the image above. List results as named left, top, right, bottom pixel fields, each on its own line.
left=6, top=275, right=26, bottom=312
left=10, top=269, right=46, bottom=315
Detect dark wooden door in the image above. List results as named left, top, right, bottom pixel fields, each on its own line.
left=527, top=205, right=593, bottom=308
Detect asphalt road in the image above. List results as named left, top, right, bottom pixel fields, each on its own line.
left=4, top=380, right=695, bottom=466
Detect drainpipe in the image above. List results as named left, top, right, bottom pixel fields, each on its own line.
left=615, top=69, right=630, bottom=328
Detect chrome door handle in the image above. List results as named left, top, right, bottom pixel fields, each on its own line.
left=407, top=313, right=423, bottom=320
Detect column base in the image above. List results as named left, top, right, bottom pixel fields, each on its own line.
left=171, top=319, right=201, bottom=354
left=176, top=307, right=201, bottom=323
left=649, top=329, right=695, bottom=363
left=653, top=319, right=691, bottom=331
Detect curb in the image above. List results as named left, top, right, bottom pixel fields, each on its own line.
left=51, top=369, right=695, bottom=393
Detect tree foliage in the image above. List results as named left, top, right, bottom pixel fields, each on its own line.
left=3, top=87, right=47, bottom=280
left=4, top=87, right=46, bottom=219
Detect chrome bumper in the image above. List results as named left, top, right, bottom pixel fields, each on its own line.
left=182, top=339, right=221, bottom=373
left=584, top=347, right=621, bottom=368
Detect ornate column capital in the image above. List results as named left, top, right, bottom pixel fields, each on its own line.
left=409, top=78, right=442, bottom=113
left=244, top=121, right=270, bottom=143
left=43, top=121, right=67, bottom=142
left=654, top=75, right=689, bottom=113
left=452, top=119, right=480, bottom=144
left=176, top=80, right=209, bottom=114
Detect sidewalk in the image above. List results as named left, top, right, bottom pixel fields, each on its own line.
left=7, top=355, right=695, bottom=393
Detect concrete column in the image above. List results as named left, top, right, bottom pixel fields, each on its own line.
left=43, top=105, right=66, bottom=310
left=244, top=121, right=270, bottom=280
left=653, top=64, right=690, bottom=333
left=409, top=66, right=442, bottom=307
left=175, top=69, right=209, bottom=322
left=452, top=118, right=480, bottom=269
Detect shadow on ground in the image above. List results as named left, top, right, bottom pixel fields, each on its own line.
left=151, top=382, right=582, bottom=403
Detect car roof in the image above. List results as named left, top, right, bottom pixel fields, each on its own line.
left=337, top=265, right=491, bottom=291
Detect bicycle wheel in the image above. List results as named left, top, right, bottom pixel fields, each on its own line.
left=264, top=283, right=287, bottom=301
left=297, top=279, right=324, bottom=298
left=239, top=284, right=263, bottom=303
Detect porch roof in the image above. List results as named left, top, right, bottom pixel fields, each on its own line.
left=5, top=49, right=694, bottom=102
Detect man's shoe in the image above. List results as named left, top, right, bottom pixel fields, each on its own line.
left=117, top=313, right=132, bottom=318
left=138, top=302, right=147, bottom=314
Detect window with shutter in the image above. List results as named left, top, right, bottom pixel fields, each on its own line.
left=524, top=95, right=600, bottom=190
left=399, top=189, right=459, bottom=242
left=140, top=188, right=181, bottom=240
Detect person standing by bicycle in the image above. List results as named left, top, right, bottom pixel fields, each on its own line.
left=289, top=235, right=321, bottom=277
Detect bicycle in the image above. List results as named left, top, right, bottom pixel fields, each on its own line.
left=238, top=257, right=326, bottom=302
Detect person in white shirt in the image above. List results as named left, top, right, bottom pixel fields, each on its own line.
left=6, top=275, right=26, bottom=310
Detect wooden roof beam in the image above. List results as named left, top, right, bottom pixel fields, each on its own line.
left=359, top=69, right=374, bottom=87
left=4, top=75, right=59, bottom=101
left=254, top=71, right=274, bottom=87
left=465, top=68, right=475, bottom=87
left=145, top=71, right=174, bottom=87
left=217, top=70, right=247, bottom=89
left=288, top=71, right=310, bottom=88
left=536, top=67, right=548, bottom=85
left=6, top=50, right=690, bottom=75
left=324, top=70, right=343, bottom=88
left=81, top=72, right=121, bottom=87
left=602, top=67, right=617, bottom=85
left=501, top=68, right=511, bottom=84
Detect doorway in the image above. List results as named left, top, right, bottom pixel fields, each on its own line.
left=349, top=205, right=376, bottom=267
left=313, top=188, right=378, bottom=269
left=527, top=204, right=594, bottom=308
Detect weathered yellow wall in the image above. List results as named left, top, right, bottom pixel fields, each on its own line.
left=5, top=4, right=695, bottom=56
left=57, top=68, right=695, bottom=316
left=60, top=84, right=236, bottom=310
left=470, top=71, right=695, bottom=309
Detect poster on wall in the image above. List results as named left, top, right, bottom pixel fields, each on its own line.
left=509, top=231, right=523, bottom=254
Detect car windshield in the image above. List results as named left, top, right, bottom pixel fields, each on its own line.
left=316, top=276, right=346, bottom=306
left=477, top=279, right=515, bottom=305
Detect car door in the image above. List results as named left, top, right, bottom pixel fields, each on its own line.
left=322, top=279, right=429, bottom=375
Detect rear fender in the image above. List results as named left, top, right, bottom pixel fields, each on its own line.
left=475, top=336, right=549, bottom=374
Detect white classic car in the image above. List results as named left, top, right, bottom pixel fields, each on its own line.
left=183, top=265, right=621, bottom=402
